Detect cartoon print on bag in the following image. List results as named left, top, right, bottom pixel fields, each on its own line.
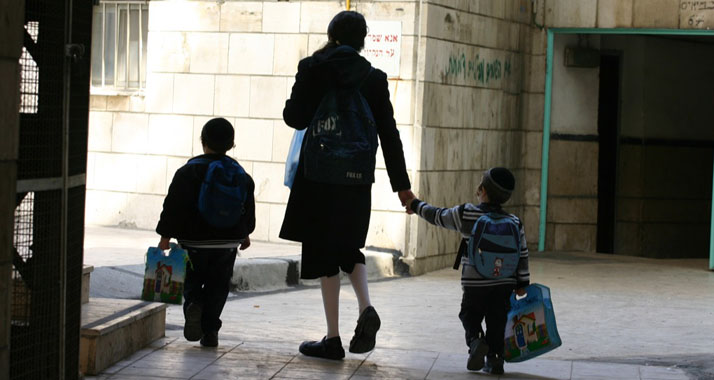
left=493, top=257, right=503, bottom=277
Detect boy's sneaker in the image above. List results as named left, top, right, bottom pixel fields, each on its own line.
left=183, top=303, right=203, bottom=342
left=483, top=353, right=505, bottom=375
left=299, top=336, right=345, bottom=360
left=200, top=331, right=218, bottom=347
left=349, top=306, right=381, bottom=353
left=466, top=338, right=489, bottom=371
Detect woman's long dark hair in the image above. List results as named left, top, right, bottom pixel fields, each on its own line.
left=314, top=11, right=368, bottom=55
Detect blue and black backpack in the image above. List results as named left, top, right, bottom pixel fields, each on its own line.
left=187, top=157, right=248, bottom=228
left=467, top=212, right=521, bottom=279
left=302, top=68, right=378, bottom=185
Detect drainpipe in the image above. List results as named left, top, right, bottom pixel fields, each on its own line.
left=346, top=0, right=350, bottom=10
left=538, top=30, right=554, bottom=252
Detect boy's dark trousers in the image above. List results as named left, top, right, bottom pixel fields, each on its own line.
left=183, top=247, right=238, bottom=334
left=459, top=284, right=514, bottom=356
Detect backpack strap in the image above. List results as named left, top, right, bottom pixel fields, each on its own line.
left=453, top=250, right=462, bottom=270
left=187, top=157, right=212, bottom=166
left=509, top=218, right=522, bottom=255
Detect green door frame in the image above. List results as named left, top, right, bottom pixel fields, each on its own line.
left=538, top=28, right=714, bottom=270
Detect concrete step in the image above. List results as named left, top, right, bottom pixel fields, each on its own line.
left=82, top=265, right=94, bottom=304
left=232, top=248, right=408, bottom=292
left=80, top=298, right=167, bottom=376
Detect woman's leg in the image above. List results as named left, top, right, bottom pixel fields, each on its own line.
left=348, top=263, right=371, bottom=314
left=347, top=262, right=380, bottom=354
left=321, top=274, right=341, bottom=338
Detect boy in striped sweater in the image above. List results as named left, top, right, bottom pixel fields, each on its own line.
left=406, top=167, right=529, bottom=375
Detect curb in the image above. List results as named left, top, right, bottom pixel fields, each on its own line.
left=231, top=250, right=406, bottom=292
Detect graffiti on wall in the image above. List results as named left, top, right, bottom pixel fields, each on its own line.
left=444, top=52, right=512, bottom=85
left=680, top=1, right=714, bottom=28
left=680, top=1, right=714, bottom=10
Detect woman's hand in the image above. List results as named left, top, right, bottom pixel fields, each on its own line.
left=398, top=190, right=415, bottom=214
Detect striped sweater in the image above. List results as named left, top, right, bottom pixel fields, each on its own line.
left=411, top=200, right=530, bottom=289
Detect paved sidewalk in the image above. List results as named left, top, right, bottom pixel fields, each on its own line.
left=88, top=336, right=690, bottom=380
left=83, top=234, right=714, bottom=379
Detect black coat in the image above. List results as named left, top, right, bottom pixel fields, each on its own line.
left=279, top=46, right=411, bottom=248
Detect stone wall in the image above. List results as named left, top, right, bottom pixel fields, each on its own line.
left=0, top=0, right=24, bottom=375
left=86, top=0, right=545, bottom=274
left=403, top=0, right=536, bottom=274
left=86, top=0, right=419, bottom=253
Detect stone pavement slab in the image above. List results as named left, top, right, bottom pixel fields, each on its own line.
left=86, top=337, right=690, bottom=380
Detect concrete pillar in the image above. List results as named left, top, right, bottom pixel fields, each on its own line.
left=0, top=0, right=25, bottom=376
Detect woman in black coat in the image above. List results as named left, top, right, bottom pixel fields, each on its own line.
left=280, top=11, right=414, bottom=359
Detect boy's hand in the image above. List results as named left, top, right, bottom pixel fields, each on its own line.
left=240, top=236, right=251, bottom=250
left=158, top=237, right=171, bottom=251
left=397, top=190, right=415, bottom=215
left=403, top=198, right=416, bottom=214
left=515, top=288, right=526, bottom=297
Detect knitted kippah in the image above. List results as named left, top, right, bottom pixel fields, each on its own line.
left=201, top=118, right=234, bottom=153
left=481, top=167, right=515, bottom=204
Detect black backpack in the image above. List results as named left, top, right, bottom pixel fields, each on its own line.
left=302, top=68, right=378, bottom=185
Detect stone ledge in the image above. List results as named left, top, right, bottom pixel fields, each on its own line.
left=82, top=298, right=167, bottom=337
left=80, top=298, right=167, bottom=375
left=82, top=265, right=94, bottom=304
left=231, top=250, right=405, bottom=292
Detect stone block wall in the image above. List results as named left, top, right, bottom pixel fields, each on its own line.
left=404, top=0, right=535, bottom=274
left=86, top=0, right=420, bottom=253
left=545, top=0, right=684, bottom=29
left=0, top=0, right=24, bottom=375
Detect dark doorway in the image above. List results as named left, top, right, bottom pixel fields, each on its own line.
left=596, top=54, right=620, bottom=253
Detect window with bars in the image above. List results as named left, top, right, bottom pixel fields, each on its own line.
left=20, top=21, right=39, bottom=114
left=91, top=0, right=148, bottom=92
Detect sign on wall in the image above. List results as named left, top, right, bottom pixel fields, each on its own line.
left=362, top=21, right=401, bottom=78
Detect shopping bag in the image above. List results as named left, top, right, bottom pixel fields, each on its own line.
left=141, top=244, right=189, bottom=304
left=284, top=128, right=306, bottom=188
left=503, top=283, right=562, bottom=362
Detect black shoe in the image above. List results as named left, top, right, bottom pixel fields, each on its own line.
left=183, top=303, right=203, bottom=342
left=200, top=331, right=218, bottom=347
left=466, top=338, right=489, bottom=371
left=483, top=354, right=504, bottom=375
left=349, top=306, right=381, bottom=353
left=299, top=336, right=345, bottom=360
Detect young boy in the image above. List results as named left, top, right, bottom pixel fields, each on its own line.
left=406, top=167, right=529, bottom=374
left=156, top=117, right=255, bottom=347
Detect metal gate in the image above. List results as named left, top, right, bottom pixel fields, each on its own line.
left=11, top=0, right=91, bottom=378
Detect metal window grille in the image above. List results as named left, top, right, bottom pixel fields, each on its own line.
left=20, top=22, right=40, bottom=114
left=11, top=190, right=63, bottom=379
left=91, top=0, right=148, bottom=92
